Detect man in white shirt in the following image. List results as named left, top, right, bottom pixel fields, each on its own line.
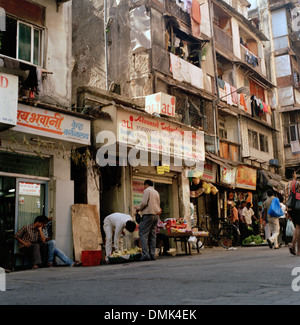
left=242, top=202, right=259, bottom=237
left=263, top=189, right=279, bottom=249
left=103, top=213, right=136, bottom=261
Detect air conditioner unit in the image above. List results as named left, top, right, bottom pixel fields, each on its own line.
left=269, top=159, right=279, bottom=166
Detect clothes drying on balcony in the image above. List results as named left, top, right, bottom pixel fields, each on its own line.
left=245, top=50, right=259, bottom=68
left=225, top=82, right=233, bottom=105
left=217, top=78, right=225, bottom=89
left=239, top=93, right=247, bottom=112
left=191, top=0, right=201, bottom=38
left=231, top=85, right=238, bottom=105
left=250, top=95, right=271, bottom=117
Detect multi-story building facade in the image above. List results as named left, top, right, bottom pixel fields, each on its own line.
left=0, top=0, right=91, bottom=270
left=249, top=0, right=300, bottom=179
left=72, top=0, right=283, bottom=235
left=211, top=0, right=283, bottom=217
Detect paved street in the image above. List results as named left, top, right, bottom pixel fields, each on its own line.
left=1, top=245, right=300, bottom=306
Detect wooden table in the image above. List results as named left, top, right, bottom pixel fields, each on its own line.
left=167, top=232, right=209, bottom=255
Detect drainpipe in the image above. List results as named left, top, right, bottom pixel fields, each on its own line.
left=208, top=0, right=219, bottom=155
left=104, top=0, right=109, bottom=91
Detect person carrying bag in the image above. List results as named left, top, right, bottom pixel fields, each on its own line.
left=268, top=197, right=284, bottom=218
left=285, top=173, right=300, bottom=256
left=286, top=180, right=300, bottom=212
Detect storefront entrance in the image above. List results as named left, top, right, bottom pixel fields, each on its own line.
left=0, top=176, right=48, bottom=269
left=132, top=176, right=177, bottom=221
left=154, top=183, right=173, bottom=221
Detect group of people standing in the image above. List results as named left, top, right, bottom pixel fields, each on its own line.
left=228, top=171, right=300, bottom=252
left=228, top=200, right=260, bottom=242
left=262, top=170, right=300, bottom=254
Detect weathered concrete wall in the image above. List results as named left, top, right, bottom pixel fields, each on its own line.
left=72, top=0, right=153, bottom=103
left=72, top=0, right=106, bottom=105
left=24, top=0, right=73, bottom=108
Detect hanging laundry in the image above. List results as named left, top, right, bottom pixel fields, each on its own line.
left=36, top=67, right=43, bottom=94
left=217, top=78, right=225, bottom=89
left=231, top=85, right=238, bottom=104
left=225, top=82, right=233, bottom=105
left=267, top=105, right=271, bottom=114
left=250, top=95, right=257, bottom=117
left=183, top=0, right=192, bottom=14
left=191, top=0, right=201, bottom=38
left=191, top=0, right=201, bottom=24
left=240, top=93, right=247, bottom=112
left=262, top=101, right=268, bottom=113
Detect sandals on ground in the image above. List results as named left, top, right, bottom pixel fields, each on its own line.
left=72, top=261, right=82, bottom=267
left=289, top=244, right=296, bottom=256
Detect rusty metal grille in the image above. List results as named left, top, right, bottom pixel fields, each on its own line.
left=170, top=88, right=206, bottom=130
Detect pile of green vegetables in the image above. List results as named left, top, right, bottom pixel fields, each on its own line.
left=242, top=235, right=264, bottom=246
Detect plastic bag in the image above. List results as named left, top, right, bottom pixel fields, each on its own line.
left=188, top=236, right=197, bottom=243
left=268, top=197, right=284, bottom=218
left=286, top=219, right=295, bottom=237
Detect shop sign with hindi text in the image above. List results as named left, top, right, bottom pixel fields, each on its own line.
left=235, top=165, right=257, bottom=190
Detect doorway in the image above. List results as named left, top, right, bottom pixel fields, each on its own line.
left=0, top=177, right=48, bottom=269
left=154, top=182, right=173, bottom=221
left=15, top=179, right=48, bottom=247
left=132, top=177, right=174, bottom=221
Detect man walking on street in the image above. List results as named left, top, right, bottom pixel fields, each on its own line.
left=263, top=189, right=279, bottom=249
left=136, top=180, right=161, bottom=261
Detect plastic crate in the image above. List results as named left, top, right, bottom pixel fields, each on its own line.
left=81, top=250, right=102, bottom=266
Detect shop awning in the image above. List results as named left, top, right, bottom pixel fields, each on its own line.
left=205, top=151, right=238, bottom=170
left=258, top=170, right=286, bottom=192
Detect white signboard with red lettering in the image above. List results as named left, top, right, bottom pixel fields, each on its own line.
left=13, top=104, right=91, bottom=145
left=117, top=110, right=205, bottom=163
left=0, top=73, right=18, bottom=126
left=145, top=92, right=176, bottom=117
left=19, top=182, right=41, bottom=196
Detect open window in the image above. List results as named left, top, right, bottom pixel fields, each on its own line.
left=166, top=20, right=206, bottom=68
left=0, top=15, right=44, bottom=66
left=284, top=111, right=300, bottom=145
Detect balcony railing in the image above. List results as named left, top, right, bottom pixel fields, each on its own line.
left=213, top=24, right=233, bottom=53
left=240, top=44, right=263, bottom=76
left=165, top=0, right=191, bottom=27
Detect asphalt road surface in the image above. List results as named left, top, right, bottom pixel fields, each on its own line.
left=1, top=245, right=300, bottom=306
